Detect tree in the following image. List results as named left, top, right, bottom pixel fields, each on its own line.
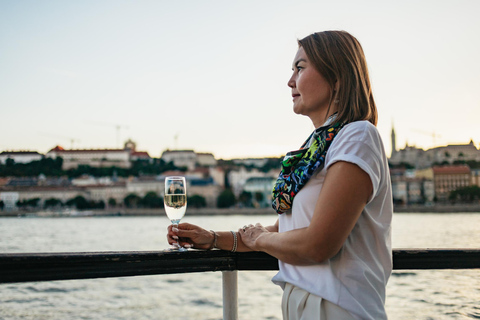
left=44, top=198, right=63, bottom=208
left=74, top=196, right=90, bottom=210
left=466, top=160, right=480, bottom=169
left=0, top=157, right=64, bottom=177
left=217, top=189, right=236, bottom=208
left=16, top=200, right=26, bottom=208
left=254, top=192, right=265, bottom=207
left=5, top=158, right=14, bottom=167
left=108, top=198, right=117, bottom=207
left=188, top=195, right=207, bottom=208
left=239, top=191, right=252, bottom=207
left=67, top=196, right=89, bottom=210
left=449, top=186, right=480, bottom=203
left=0, top=155, right=189, bottom=178
left=17, top=198, right=41, bottom=209
left=124, top=193, right=142, bottom=208
left=142, top=192, right=163, bottom=208
left=93, top=200, right=105, bottom=209
left=27, top=198, right=40, bottom=208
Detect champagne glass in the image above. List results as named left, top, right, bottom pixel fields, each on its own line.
left=164, top=176, right=187, bottom=251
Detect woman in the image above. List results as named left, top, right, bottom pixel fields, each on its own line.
left=167, top=30, right=392, bottom=320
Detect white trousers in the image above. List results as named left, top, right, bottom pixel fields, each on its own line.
left=282, top=283, right=356, bottom=320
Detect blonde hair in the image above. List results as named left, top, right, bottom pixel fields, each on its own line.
left=298, top=31, right=377, bottom=126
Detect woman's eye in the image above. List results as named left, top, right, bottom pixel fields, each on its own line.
left=292, top=65, right=303, bottom=73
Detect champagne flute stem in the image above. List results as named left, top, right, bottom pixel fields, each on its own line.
left=173, top=222, right=187, bottom=251
left=172, top=223, right=180, bottom=248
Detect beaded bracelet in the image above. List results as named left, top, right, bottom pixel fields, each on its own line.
left=230, top=231, right=237, bottom=253
left=209, top=230, right=217, bottom=250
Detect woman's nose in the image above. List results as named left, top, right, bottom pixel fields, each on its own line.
left=287, top=75, right=295, bottom=88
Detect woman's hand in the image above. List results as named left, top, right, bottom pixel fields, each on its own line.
left=167, top=223, right=214, bottom=250
left=238, top=223, right=270, bottom=251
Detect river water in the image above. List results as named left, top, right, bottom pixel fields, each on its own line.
left=0, top=213, right=479, bottom=319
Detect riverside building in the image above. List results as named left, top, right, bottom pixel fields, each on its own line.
left=0, top=151, right=43, bottom=164
left=45, top=140, right=151, bottom=170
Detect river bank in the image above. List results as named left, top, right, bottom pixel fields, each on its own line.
left=1, top=204, right=480, bottom=217
left=0, top=207, right=275, bottom=217
left=393, top=204, right=480, bottom=213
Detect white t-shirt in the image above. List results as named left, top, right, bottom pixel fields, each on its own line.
left=272, top=120, right=393, bottom=320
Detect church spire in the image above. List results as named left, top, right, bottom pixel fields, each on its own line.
left=391, top=121, right=397, bottom=158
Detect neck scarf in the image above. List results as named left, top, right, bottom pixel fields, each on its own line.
left=272, top=119, right=345, bottom=214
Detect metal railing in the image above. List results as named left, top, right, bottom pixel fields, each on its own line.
left=1, top=249, right=480, bottom=319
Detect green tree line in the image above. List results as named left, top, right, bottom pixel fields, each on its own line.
left=9, top=189, right=270, bottom=211
left=0, top=158, right=64, bottom=177
left=0, top=157, right=181, bottom=178
left=449, top=186, right=480, bottom=203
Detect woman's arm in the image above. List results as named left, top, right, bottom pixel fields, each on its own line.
left=168, top=219, right=279, bottom=252
left=239, top=161, right=373, bottom=265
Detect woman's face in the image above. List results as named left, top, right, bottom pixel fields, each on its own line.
left=288, top=47, right=334, bottom=128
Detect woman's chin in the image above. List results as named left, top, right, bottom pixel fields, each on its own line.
left=292, top=105, right=304, bottom=116
left=293, top=108, right=310, bottom=118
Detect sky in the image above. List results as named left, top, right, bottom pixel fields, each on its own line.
left=1, top=0, right=479, bottom=160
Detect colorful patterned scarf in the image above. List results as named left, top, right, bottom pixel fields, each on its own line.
left=272, top=120, right=345, bottom=214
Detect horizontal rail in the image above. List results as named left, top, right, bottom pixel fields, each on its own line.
left=0, top=249, right=479, bottom=284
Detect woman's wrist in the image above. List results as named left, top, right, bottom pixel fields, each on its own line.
left=230, top=231, right=237, bottom=252
left=207, top=230, right=217, bottom=250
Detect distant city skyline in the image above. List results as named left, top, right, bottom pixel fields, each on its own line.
left=1, top=1, right=479, bottom=159
left=2, top=133, right=479, bottom=162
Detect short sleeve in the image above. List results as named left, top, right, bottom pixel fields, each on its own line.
left=325, top=121, right=385, bottom=203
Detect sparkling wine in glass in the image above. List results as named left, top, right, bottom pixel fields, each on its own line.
left=164, top=176, right=187, bottom=251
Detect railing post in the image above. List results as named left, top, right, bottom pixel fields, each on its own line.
left=222, top=270, right=238, bottom=320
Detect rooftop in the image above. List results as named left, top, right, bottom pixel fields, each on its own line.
left=48, top=146, right=127, bottom=153
left=0, top=151, right=42, bottom=155
left=433, top=165, right=470, bottom=174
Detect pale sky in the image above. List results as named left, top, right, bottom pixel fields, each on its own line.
left=1, top=0, right=479, bottom=160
